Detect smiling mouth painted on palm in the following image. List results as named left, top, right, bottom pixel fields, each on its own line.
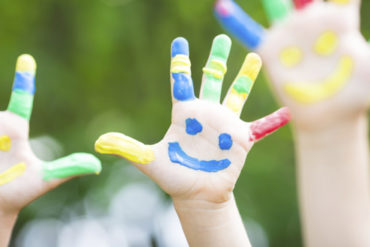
left=167, top=118, right=233, bottom=173
left=284, top=55, right=354, bottom=104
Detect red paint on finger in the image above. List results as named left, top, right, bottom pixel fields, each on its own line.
left=294, top=0, right=314, bottom=9
left=215, top=0, right=232, bottom=16
left=250, top=107, right=291, bottom=142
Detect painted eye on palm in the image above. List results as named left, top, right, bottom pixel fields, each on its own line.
left=168, top=118, right=233, bottom=172
left=95, top=35, right=291, bottom=174
left=215, top=0, right=361, bottom=104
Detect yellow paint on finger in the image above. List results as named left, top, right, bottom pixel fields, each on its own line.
left=0, top=163, right=26, bottom=186
left=95, top=133, right=155, bottom=164
left=284, top=56, right=354, bottom=104
left=329, top=0, right=350, bottom=4
left=16, top=54, right=36, bottom=73
left=225, top=89, right=248, bottom=113
left=238, top=53, right=262, bottom=81
left=171, top=55, right=191, bottom=74
left=202, top=59, right=227, bottom=79
left=0, top=136, right=11, bottom=151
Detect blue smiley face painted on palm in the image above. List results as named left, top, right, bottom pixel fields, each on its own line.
left=168, top=118, right=233, bottom=172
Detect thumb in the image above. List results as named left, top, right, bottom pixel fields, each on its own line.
left=95, top=132, right=155, bottom=165
left=42, top=153, right=102, bottom=181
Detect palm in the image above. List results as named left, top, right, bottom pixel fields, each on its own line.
left=0, top=111, right=42, bottom=212
left=152, top=100, right=250, bottom=202
left=215, top=0, right=370, bottom=129
left=0, top=55, right=101, bottom=214
left=95, top=35, right=290, bottom=203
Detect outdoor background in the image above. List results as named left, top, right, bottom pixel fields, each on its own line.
left=0, top=0, right=369, bottom=246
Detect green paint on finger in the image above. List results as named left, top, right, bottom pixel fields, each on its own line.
left=202, top=35, right=231, bottom=101
left=209, top=34, right=232, bottom=61
left=203, top=76, right=223, bottom=101
left=262, top=0, right=292, bottom=22
left=7, top=90, right=34, bottom=120
left=42, top=153, right=102, bottom=181
left=233, top=76, right=253, bottom=94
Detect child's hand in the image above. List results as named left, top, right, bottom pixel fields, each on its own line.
left=0, top=55, right=101, bottom=215
left=215, top=0, right=370, bottom=130
left=95, top=35, right=290, bottom=204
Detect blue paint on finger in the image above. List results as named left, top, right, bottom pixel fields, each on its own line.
left=168, top=142, right=231, bottom=172
left=171, top=37, right=189, bottom=57
left=219, top=133, right=233, bottom=150
left=214, top=0, right=264, bottom=50
left=186, top=118, right=203, bottom=135
left=172, top=73, right=195, bottom=101
left=12, top=72, right=35, bottom=95
left=171, top=37, right=195, bottom=101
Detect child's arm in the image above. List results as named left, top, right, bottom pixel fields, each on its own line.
left=215, top=0, right=370, bottom=246
left=0, top=55, right=102, bottom=245
left=174, top=195, right=250, bottom=246
left=296, top=114, right=370, bottom=246
left=95, top=35, right=290, bottom=247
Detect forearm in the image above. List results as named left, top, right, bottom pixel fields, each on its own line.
left=295, top=114, right=370, bottom=247
left=173, top=194, right=251, bottom=247
left=0, top=211, right=18, bottom=247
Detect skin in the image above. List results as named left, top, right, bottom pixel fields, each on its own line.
left=95, top=35, right=290, bottom=247
left=215, top=0, right=370, bottom=246
left=0, top=55, right=102, bottom=246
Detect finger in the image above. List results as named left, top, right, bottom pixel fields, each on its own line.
left=223, top=53, right=262, bottom=115
left=249, top=107, right=291, bottom=142
left=7, top=54, right=36, bottom=120
left=170, top=37, right=195, bottom=102
left=214, top=0, right=265, bottom=50
left=42, top=153, right=102, bottom=181
left=328, top=0, right=360, bottom=8
left=261, top=0, right=293, bottom=23
left=200, top=34, right=232, bottom=102
left=293, top=0, right=315, bottom=9
left=95, top=132, right=155, bottom=165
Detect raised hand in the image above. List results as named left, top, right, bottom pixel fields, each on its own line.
left=95, top=35, right=290, bottom=204
left=0, top=55, right=101, bottom=219
left=215, top=2, right=370, bottom=246
left=215, top=0, right=370, bottom=129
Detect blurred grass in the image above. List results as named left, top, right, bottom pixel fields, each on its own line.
left=0, top=0, right=369, bottom=246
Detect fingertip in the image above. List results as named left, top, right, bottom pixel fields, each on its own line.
left=171, top=37, right=189, bottom=57
left=16, top=54, right=36, bottom=74
left=241, top=52, right=262, bottom=82
left=212, top=34, right=232, bottom=60
left=276, top=106, right=292, bottom=125
left=95, top=132, right=115, bottom=154
left=69, top=152, right=102, bottom=174
left=215, top=0, right=233, bottom=16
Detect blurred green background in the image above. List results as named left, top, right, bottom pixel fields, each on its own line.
left=0, top=0, right=369, bottom=246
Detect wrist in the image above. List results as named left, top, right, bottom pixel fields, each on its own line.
left=0, top=210, right=18, bottom=247
left=294, top=112, right=368, bottom=145
left=173, top=195, right=233, bottom=211
left=293, top=112, right=370, bottom=246
left=173, top=195, right=251, bottom=247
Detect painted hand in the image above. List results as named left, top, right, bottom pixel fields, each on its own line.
left=0, top=55, right=101, bottom=214
left=215, top=0, right=370, bottom=129
left=95, top=35, right=290, bottom=203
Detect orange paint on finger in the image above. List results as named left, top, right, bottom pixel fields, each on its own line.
left=0, top=163, right=26, bottom=186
